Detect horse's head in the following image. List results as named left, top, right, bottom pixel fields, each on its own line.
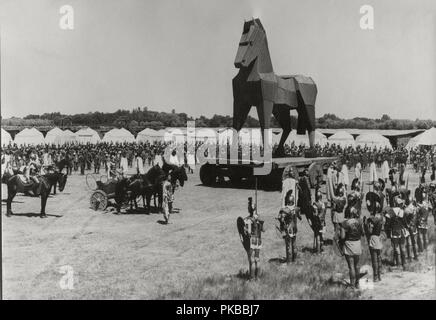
left=58, top=173, right=68, bottom=192
left=234, top=18, right=266, bottom=68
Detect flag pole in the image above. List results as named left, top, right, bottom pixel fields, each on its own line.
left=255, top=176, right=258, bottom=215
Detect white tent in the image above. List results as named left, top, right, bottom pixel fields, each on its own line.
left=217, top=128, right=237, bottom=145
left=407, top=127, right=436, bottom=148
left=102, top=128, right=135, bottom=143
left=327, top=131, right=355, bottom=148
left=58, top=129, right=78, bottom=145
left=75, top=127, right=101, bottom=144
left=163, top=128, right=186, bottom=144
left=14, top=128, right=45, bottom=146
left=136, top=128, right=162, bottom=143
left=45, top=127, right=65, bottom=145
left=286, top=130, right=328, bottom=147
left=238, top=128, right=262, bottom=146
left=1, top=128, right=13, bottom=146
left=196, top=128, right=217, bottom=143
left=356, top=133, right=392, bottom=149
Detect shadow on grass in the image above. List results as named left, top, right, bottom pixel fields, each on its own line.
left=7, top=212, right=63, bottom=218
left=1, top=199, right=25, bottom=204
left=268, top=257, right=287, bottom=265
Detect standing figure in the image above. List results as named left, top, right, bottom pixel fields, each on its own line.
left=354, top=161, right=362, bottom=181
left=404, top=199, right=419, bottom=261
left=331, top=184, right=347, bottom=237
left=162, top=174, right=173, bottom=224
left=384, top=197, right=408, bottom=270
left=338, top=162, right=349, bottom=191
left=416, top=193, right=431, bottom=252
left=381, top=157, right=390, bottom=183
left=277, top=191, right=302, bottom=263
left=79, top=152, right=85, bottom=175
left=369, top=156, right=378, bottom=189
left=326, top=162, right=338, bottom=207
left=310, top=188, right=327, bottom=253
left=340, top=206, right=364, bottom=288
left=240, top=197, right=264, bottom=280
left=120, top=152, right=129, bottom=177
left=363, top=211, right=384, bottom=282
left=281, top=165, right=298, bottom=207
left=135, top=152, right=145, bottom=175
left=94, top=152, right=101, bottom=174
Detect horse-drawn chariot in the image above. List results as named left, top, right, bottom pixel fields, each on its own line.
left=87, top=174, right=123, bottom=211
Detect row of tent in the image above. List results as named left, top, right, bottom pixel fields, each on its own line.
left=2, top=127, right=435, bottom=149
left=405, top=127, right=436, bottom=149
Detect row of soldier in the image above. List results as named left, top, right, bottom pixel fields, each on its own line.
left=240, top=160, right=435, bottom=288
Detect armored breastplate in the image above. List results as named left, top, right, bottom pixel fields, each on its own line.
left=251, top=219, right=263, bottom=238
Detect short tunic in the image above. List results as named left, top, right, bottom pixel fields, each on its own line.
left=344, top=240, right=362, bottom=256
left=341, top=218, right=364, bottom=256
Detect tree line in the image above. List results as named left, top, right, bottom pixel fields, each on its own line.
left=2, top=108, right=435, bottom=133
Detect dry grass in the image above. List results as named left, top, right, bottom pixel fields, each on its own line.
left=1, top=165, right=434, bottom=299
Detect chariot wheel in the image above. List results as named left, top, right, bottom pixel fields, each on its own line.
left=86, top=173, right=98, bottom=190
left=90, top=190, right=108, bottom=211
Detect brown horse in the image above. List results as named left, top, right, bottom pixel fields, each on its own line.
left=5, top=172, right=68, bottom=218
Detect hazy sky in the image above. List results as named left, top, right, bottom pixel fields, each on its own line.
left=1, top=0, right=435, bottom=120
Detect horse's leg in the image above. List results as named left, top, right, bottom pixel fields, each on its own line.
left=40, top=192, right=48, bottom=218
left=232, top=93, right=251, bottom=132
left=153, top=191, right=157, bottom=208
left=158, top=191, right=163, bottom=211
left=272, top=105, right=291, bottom=156
left=146, top=192, right=152, bottom=214
left=6, top=188, right=16, bottom=216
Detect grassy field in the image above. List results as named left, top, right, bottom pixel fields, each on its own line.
left=1, top=165, right=435, bottom=299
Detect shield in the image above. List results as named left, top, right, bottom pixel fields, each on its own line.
left=377, top=178, right=386, bottom=192
left=351, top=178, right=360, bottom=191
left=308, top=163, right=323, bottom=187
left=415, top=187, right=423, bottom=203
left=399, top=189, right=411, bottom=205
left=237, top=217, right=250, bottom=252
left=366, top=192, right=381, bottom=213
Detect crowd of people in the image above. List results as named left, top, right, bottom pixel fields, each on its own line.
left=2, top=139, right=435, bottom=285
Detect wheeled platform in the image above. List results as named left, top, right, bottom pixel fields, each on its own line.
left=199, top=156, right=338, bottom=190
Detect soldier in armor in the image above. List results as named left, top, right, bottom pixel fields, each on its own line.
left=341, top=206, right=364, bottom=288
left=386, top=183, right=400, bottom=208
left=331, top=184, right=347, bottom=237
left=311, top=189, right=327, bottom=253
left=384, top=197, right=408, bottom=270
left=404, top=197, right=419, bottom=261
left=416, top=191, right=431, bottom=252
left=277, top=191, right=302, bottom=263
left=243, top=197, right=265, bottom=280
left=363, top=210, right=384, bottom=282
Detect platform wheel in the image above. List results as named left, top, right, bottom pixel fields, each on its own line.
left=199, top=164, right=217, bottom=186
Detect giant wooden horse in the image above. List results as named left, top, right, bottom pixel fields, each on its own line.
left=232, top=18, right=317, bottom=156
